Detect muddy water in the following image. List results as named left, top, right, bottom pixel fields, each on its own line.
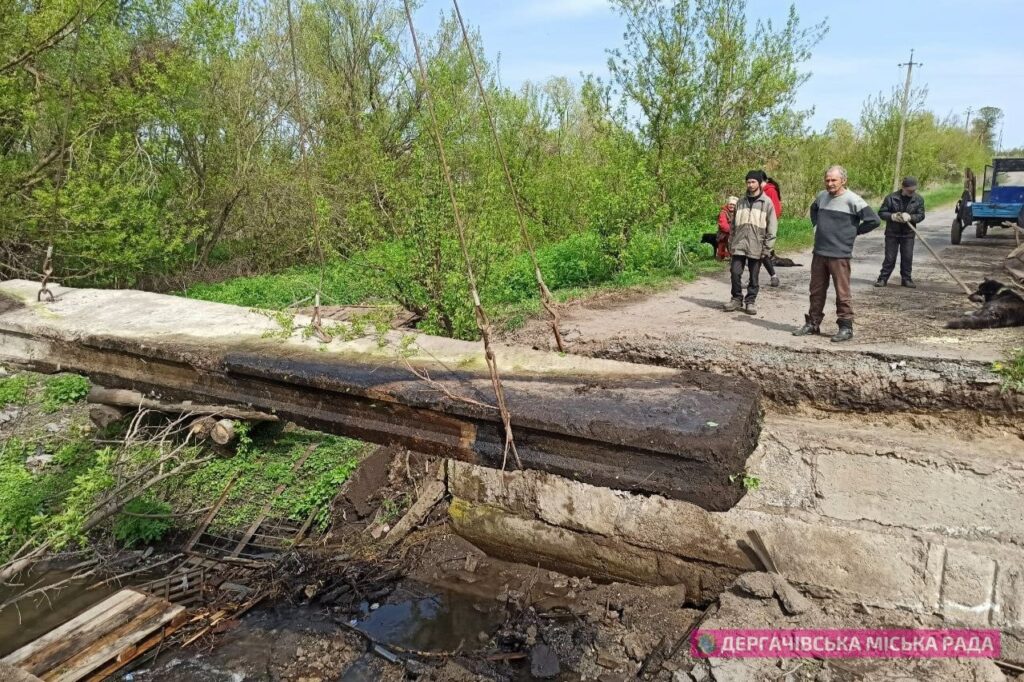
left=138, top=580, right=508, bottom=681
left=0, top=569, right=121, bottom=657
left=354, top=582, right=504, bottom=652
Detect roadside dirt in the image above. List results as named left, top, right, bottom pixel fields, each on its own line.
left=506, top=205, right=1020, bottom=362
left=506, top=204, right=1023, bottom=414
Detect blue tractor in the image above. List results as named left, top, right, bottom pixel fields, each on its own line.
left=951, top=158, right=1024, bottom=244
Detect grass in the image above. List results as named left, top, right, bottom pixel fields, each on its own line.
left=919, top=183, right=964, bottom=208
left=186, top=218, right=815, bottom=338
left=175, top=427, right=365, bottom=534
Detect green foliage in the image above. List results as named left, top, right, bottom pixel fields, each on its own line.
left=993, top=349, right=1024, bottom=394
left=113, top=497, right=174, bottom=548
left=42, top=374, right=91, bottom=413
left=0, top=375, right=30, bottom=407
left=177, top=429, right=364, bottom=534
left=0, top=436, right=103, bottom=562
left=0, top=0, right=994, bottom=344
left=730, top=472, right=761, bottom=491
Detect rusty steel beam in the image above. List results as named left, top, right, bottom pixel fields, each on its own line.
left=0, top=281, right=761, bottom=510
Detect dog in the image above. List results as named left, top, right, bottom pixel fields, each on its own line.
left=946, top=279, right=1024, bottom=329
left=699, top=233, right=802, bottom=267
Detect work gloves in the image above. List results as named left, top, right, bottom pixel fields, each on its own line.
left=901, top=212, right=912, bottom=224
left=891, top=212, right=913, bottom=224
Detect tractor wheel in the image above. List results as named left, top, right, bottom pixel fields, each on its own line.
left=951, top=217, right=962, bottom=245
left=975, top=222, right=988, bottom=238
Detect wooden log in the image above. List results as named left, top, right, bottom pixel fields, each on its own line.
left=210, top=419, right=235, bottom=445
left=87, top=387, right=277, bottom=422
left=189, top=416, right=217, bottom=440
left=88, top=405, right=127, bottom=429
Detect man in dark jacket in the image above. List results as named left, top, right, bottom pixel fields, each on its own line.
left=875, top=177, right=926, bottom=288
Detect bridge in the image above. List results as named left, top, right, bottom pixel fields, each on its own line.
left=0, top=279, right=760, bottom=511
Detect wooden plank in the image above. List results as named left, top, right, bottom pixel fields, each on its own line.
left=0, top=662, right=44, bottom=682
left=83, top=612, right=188, bottom=682
left=44, top=599, right=184, bottom=682
left=2, top=591, right=146, bottom=667
left=19, top=596, right=154, bottom=676
left=230, top=443, right=317, bottom=557
left=184, top=471, right=240, bottom=551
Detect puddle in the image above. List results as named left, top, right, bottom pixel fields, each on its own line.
left=0, top=569, right=121, bottom=657
left=351, top=581, right=505, bottom=652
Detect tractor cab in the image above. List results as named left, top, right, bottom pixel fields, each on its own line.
left=952, top=157, right=1024, bottom=244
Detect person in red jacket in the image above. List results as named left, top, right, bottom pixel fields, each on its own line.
left=758, top=171, right=783, bottom=287
left=715, top=196, right=739, bottom=260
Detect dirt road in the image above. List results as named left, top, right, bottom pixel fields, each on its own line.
left=511, top=203, right=1021, bottom=364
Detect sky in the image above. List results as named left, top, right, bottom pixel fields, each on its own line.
left=414, top=0, right=1024, bottom=149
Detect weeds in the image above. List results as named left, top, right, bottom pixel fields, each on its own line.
left=993, top=348, right=1024, bottom=393
left=113, top=497, right=174, bottom=548
left=0, top=375, right=30, bottom=407
left=41, top=374, right=90, bottom=413
left=730, top=473, right=761, bottom=491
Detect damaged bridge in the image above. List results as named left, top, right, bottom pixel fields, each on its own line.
left=0, top=280, right=760, bottom=511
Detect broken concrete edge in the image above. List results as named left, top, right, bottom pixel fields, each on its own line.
left=585, top=337, right=1024, bottom=414
left=444, top=460, right=1024, bottom=639
left=0, top=279, right=681, bottom=380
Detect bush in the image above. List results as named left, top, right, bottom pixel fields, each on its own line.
left=113, top=497, right=174, bottom=548
left=42, top=374, right=90, bottom=413
left=488, top=232, right=616, bottom=306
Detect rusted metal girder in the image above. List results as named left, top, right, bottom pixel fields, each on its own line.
left=0, top=281, right=761, bottom=511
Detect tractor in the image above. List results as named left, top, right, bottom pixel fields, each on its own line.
left=951, top=158, right=1024, bottom=244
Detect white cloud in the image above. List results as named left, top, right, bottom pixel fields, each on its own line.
left=508, top=0, right=611, bottom=22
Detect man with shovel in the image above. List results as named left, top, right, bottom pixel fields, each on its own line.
left=875, top=176, right=926, bottom=288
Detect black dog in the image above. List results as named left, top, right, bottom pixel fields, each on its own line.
left=946, top=279, right=1024, bottom=329
left=699, top=233, right=802, bottom=266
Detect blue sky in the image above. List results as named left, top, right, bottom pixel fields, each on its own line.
left=415, top=0, right=1024, bottom=149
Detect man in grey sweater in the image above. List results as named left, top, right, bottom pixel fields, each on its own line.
left=793, top=165, right=881, bottom=342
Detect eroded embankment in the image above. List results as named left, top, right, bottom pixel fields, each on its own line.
left=580, top=335, right=1023, bottom=414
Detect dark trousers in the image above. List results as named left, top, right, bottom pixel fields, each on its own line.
left=730, top=255, right=762, bottom=303
left=807, top=254, right=853, bottom=325
left=879, top=234, right=915, bottom=281
left=762, top=256, right=776, bottom=277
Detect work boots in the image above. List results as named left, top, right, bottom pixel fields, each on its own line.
left=901, top=278, right=916, bottom=288
left=744, top=302, right=757, bottom=315
left=723, top=298, right=743, bottom=312
left=770, top=275, right=781, bottom=287
left=831, top=320, right=853, bottom=343
left=874, top=277, right=887, bottom=287
left=792, top=316, right=819, bottom=336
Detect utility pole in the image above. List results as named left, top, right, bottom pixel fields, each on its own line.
left=964, top=107, right=972, bottom=131
left=892, top=49, right=923, bottom=192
